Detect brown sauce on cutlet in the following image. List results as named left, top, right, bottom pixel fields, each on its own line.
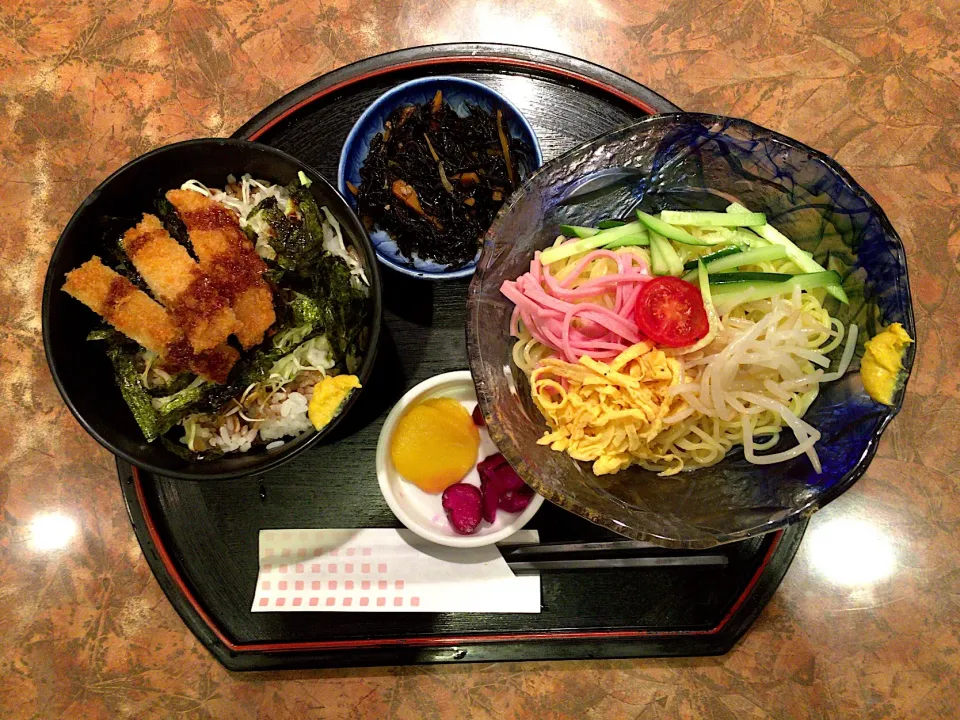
left=170, top=275, right=230, bottom=332
left=181, top=205, right=243, bottom=233
left=180, top=206, right=269, bottom=302
left=194, top=346, right=237, bottom=385
left=122, top=226, right=233, bottom=333
left=159, top=336, right=190, bottom=375
left=124, top=228, right=163, bottom=258
left=162, top=337, right=235, bottom=384
left=203, top=249, right=268, bottom=302
left=102, top=276, right=135, bottom=320
left=191, top=346, right=235, bottom=385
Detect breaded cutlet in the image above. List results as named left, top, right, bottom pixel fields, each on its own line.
left=62, top=256, right=239, bottom=383
left=122, top=214, right=237, bottom=353
left=166, top=189, right=276, bottom=349
left=62, top=256, right=179, bottom=354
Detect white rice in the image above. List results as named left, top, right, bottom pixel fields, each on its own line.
left=259, top=391, right=312, bottom=441
left=181, top=370, right=325, bottom=455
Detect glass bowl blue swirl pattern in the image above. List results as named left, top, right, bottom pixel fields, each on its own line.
left=466, top=113, right=916, bottom=548
left=338, top=76, right=544, bottom=280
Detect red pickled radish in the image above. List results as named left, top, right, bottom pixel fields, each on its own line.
left=471, top=404, right=485, bottom=426
left=479, top=469, right=500, bottom=523
left=441, top=483, right=483, bottom=535
left=478, top=453, right=526, bottom=491
left=478, top=452, right=533, bottom=520
left=477, top=452, right=507, bottom=475
left=498, top=487, right=534, bottom=513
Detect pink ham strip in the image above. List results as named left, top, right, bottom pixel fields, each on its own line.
left=501, top=248, right=652, bottom=363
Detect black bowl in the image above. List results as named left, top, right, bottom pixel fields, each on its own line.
left=42, top=138, right=382, bottom=480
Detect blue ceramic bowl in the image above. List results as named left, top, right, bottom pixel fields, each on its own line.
left=467, top=113, right=916, bottom=548
left=338, top=76, right=543, bottom=280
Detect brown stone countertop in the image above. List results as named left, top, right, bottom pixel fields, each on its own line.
left=1, top=0, right=958, bottom=717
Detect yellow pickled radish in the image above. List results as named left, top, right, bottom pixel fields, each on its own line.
left=390, top=397, right=480, bottom=494
left=308, top=374, right=361, bottom=431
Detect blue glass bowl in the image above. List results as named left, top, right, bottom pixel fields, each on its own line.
left=338, top=76, right=543, bottom=280
left=466, top=113, right=916, bottom=548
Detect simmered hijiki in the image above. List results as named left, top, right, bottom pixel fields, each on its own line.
left=355, top=91, right=535, bottom=269
left=64, top=173, right=371, bottom=459
left=501, top=203, right=890, bottom=477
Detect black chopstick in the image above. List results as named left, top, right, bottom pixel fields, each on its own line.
left=509, top=555, right=728, bottom=573
left=500, top=540, right=658, bottom=558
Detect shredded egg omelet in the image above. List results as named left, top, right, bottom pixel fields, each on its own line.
left=531, top=342, right=687, bottom=476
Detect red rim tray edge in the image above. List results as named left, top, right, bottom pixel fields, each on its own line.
left=232, top=43, right=678, bottom=140
left=124, top=460, right=802, bottom=668
left=118, top=44, right=807, bottom=670
left=134, top=464, right=786, bottom=653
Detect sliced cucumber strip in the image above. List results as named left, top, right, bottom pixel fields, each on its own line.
left=649, top=232, right=664, bottom=274
left=598, top=219, right=627, bottom=229
left=690, top=260, right=721, bottom=351
left=635, top=211, right=717, bottom=246
left=541, top=236, right=604, bottom=264
left=734, top=227, right=765, bottom=248
left=712, top=270, right=843, bottom=313
left=682, top=247, right=742, bottom=271
left=680, top=245, right=788, bottom=282
left=661, top=210, right=766, bottom=227
left=726, top=203, right=849, bottom=303
left=543, top=221, right=646, bottom=264
left=603, top=233, right=650, bottom=249
left=712, top=269, right=839, bottom=295
left=560, top=221, right=644, bottom=242
left=590, top=221, right=645, bottom=243
left=649, top=230, right=684, bottom=276
left=649, top=232, right=665, bottom=275
left=559, top=224, right=599, bottom=239
left=707, top=271, right=794, bottom=285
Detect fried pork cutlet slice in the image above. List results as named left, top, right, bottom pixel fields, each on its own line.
left=122, top=214, right=236, bottom=353
left=62, top=257, right=239, bottom=384
left=165, top=189, right=276, bottom=349
left=63, top=256, right=178, bottom=354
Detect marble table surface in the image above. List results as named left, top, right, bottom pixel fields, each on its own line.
left=2, top=0, right=958, bottom=717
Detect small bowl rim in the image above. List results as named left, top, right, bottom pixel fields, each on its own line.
left=42, top=137, right=383, bottom=481
left=375, top=370, right=544, bottom=548
left=337, top=75, right=544, bottom=281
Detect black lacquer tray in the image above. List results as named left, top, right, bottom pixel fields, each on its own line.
left=119, top=43, right=806, bottom=671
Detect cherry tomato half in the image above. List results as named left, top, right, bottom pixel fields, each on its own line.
left=634, top=276, right=709, bottom=348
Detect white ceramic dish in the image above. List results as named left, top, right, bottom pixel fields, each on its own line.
left=376, top=370, right=544, bottom=548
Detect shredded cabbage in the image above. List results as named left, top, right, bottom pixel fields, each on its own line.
left=272, top=323, right=315, bottom=353
left=268, top=335, right=335, bottom=385
left=181, top=174, right=293, bottom=227
left=151, top=376, right=207, bottom=412
left=320, top=206, right=369, bottom=288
